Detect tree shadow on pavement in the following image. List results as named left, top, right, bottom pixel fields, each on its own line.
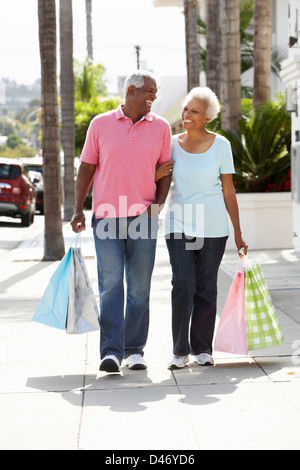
left=0, top=261, right=51, bottom=296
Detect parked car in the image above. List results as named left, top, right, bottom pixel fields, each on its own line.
left=21, top=155, right=79, bottom=213
left=22, top=158, right=44, bottom=214
left=0, top=158, right=36, bottom=226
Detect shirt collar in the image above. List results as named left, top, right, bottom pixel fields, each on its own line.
left=116, top=104, right=153, bottom=122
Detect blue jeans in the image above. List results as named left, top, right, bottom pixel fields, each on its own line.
left=93, top=213, right=158, bottom=362
left=165, top=233, right=227, bottom=356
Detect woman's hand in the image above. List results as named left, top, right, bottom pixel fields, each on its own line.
left=235, top=232, right=248, bottom=257
left=155, top=160, right=175, bottom=183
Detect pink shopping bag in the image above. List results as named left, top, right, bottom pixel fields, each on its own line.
left=214, top=266, right=248, bottom=355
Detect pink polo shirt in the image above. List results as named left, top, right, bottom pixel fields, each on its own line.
left=80, top=105, right=172, bottom=218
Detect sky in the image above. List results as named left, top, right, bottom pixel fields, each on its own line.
left=0, top=0, right=187, bottom=93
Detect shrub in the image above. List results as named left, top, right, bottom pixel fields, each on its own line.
left=218, top=98, right=291, bottom=192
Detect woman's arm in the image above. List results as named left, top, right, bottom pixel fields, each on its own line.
left=221, top=174, right=248, bottom=255
left=155, top=160, right=174, bottom=182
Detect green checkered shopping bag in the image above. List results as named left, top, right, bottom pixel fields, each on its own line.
left=244, top=261, right=284, bottom=350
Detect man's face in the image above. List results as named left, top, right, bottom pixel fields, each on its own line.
left=131, top=77, right=158, bottom=115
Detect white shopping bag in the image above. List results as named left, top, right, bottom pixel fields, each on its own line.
left=66, top=245, right=99, bottom=335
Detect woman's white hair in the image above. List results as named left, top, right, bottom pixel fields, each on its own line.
left=183, top=87, right=220, bottom=122
left=123, top=70, right=156, bottom=98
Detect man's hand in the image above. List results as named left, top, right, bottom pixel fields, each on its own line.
left=147, top=203, right=161, bottom=217
left=70, top=211, right=86, bottom=233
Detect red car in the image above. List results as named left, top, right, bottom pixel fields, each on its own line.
left=0, top=158, right=36, bottom=226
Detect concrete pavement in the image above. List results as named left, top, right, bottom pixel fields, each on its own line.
left=0, top=212, right=300, bottom=450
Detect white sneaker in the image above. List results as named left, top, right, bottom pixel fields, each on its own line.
left=193, top=353, right=214, bottom=366
left=125, top=354, right=147, bottom=370
left=99, top=355, right=120, bottom=373
left=168, top=355, right=189, bottom=370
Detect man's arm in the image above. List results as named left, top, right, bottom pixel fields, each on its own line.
left=148, top=124, right=173, bottom=216
left=70, top=162, right=97, bottom=233
left=147, top=174, right=172, bottom=216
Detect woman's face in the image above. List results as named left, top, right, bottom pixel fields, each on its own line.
left=182, top=98, right=209, bottom=130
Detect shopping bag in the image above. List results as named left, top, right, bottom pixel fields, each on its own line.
left=33, top=233, right=99, bottom=334
left=32, top=248, right=72, bottom=330
left=214, top=263, right=248, bottom=355
left=244, top=259, right=284, bottom=350
left=66, top=246, right=99, bottom=334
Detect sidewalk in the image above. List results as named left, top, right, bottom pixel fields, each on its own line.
left=0, top=215, right=300, bottom=450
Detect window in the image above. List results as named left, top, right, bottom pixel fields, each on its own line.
left=0, top=164, right=22, bottom=179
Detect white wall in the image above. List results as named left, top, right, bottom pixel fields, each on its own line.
left=226, top=193, right=293, bottom=251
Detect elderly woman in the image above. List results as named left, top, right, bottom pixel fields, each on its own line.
left=158, top=87, right=248, bottom=369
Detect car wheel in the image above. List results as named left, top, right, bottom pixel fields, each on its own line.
left=21, top=211, right=33, bottom=227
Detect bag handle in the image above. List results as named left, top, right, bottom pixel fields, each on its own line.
left=71, top=230, right=81, bottom=248
left=236, top=257, right=244, bottom=273
left=238, top=247, right=252, bottom=271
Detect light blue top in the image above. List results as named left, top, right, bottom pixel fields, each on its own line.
left=164, top=133, right=235, bottom=238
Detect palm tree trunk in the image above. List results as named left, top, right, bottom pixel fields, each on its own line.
left=38, top=0, right=65, bottom=260
left=184, top=0, right=200, bottom=91
left=253, top=0, right=272, bottom=108
left=85, top=0, right=93, bottom=62
left=220, top=0, right=242, bottom=135
left=206, top=0, right=221, bottom=97
left=59, top=0, right=75, bottom=221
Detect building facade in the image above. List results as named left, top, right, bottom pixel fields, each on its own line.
left=280, top=0, right=300, bottom=252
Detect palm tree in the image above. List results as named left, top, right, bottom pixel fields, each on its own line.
left=200, top=1, right=284, bottom=99
left=85, top=0, right=93, bottom=62
left=184, top=0, right=200, bottom=91
left=220, top=0, right=242, bottom=135
left=253, top=0, right=272, bottom=108
left=206, top=0, right=221, bottom=97
left=74, top=58, right=107, bottom=102
left=59, top=0, right=75, bottom=221
left=38, top=0, right=65, bottom=260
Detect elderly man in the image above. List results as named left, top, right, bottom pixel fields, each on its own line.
left=71, top=71, right=172, bottom=373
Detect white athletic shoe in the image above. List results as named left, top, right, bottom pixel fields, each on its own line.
left=193, top=353, right=214, bottom=366
left=125, top=354, right=147, bottom=370
left=168, top=355, right=189, bottom=370
left=99, top=355, right=120, bottom=372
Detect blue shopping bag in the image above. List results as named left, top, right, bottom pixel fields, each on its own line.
left=32, top=247, right=72, bottom=330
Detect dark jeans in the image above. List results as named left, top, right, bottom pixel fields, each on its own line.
left=165, top=233, right=228, bottom=356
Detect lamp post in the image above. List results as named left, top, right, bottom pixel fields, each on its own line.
left=135, top=45, right=141, bottom=69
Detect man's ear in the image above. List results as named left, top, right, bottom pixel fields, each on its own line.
left=127, top=85, right=136, bottom=97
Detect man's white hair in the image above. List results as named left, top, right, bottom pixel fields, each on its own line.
left=123, top=70, right=156, bottom=98
left=183, top=87, right=220, bottom=122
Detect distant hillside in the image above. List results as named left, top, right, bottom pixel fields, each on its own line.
left=0, top=79, right=41, bottom=115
